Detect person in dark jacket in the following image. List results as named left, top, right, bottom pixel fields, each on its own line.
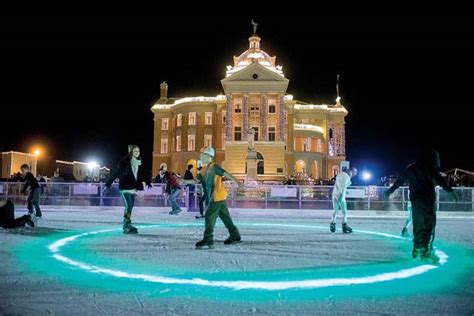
left=184, top=164, right=196, bottom=210
left=106, top=145, right=151, bottom=234
left=0, top=199, right=35, bottom=228
left=20, top=164, right=42, bottom=218
left=162, top=167, right=182, bottom=215
left=385, top=149, right=458, bottom=263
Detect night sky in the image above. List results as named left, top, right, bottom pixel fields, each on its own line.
left=1, top=10, right=473, bottom=181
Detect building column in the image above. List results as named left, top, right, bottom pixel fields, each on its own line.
left=225, top=94, right=232, bottom=141
left=261, top=93, right=268, bottom=141
left=278, top=95, right=286, bottom=141
left=242, top=93, right=249, bottom=139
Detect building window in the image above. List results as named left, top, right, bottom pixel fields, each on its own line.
left=161, top=138, right=168, bottom=154
left=188, top=112, right=196, bottom=125
left=268, top=127, right=276, bottom=141
left=252, top=126, right=259, bottom=141
left=329, top=128, right=333, bottom=139
left=303, top=137, right=311, bottom=152
left=222, top=133, right=226, bottom=150
left=205, top=112, right=213, bottom=125
left=161, top=118, right=169, bottom=130
left=269, top=104, right=276, bottom=113
left=317, top=138, right=322, bottom=153
left=177, top=114, right=182, bottom=127
left=176, top=135, right=181, bottom=152
left=302, top=118, right=309, bottom=124
left=222, top=111, right=226, bottom=124
left=234, top=127, right=242, bottom=141
left=235, top=103, right=242, bottom=113
left=204, top=134, right=212, bottom=147
left=188, top=135, right=195, bottom=151
left=250, top=103, right=259, bottom=116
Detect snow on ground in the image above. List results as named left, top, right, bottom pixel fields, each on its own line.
left=1, top=208, right=473, bottom=315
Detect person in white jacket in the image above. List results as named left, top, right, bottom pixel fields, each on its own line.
left=330, top=167, right=357, bottom=233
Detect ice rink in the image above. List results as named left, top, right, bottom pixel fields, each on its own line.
left=1, top=207, right=473, bottom=315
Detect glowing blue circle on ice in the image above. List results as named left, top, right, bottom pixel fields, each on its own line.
left=47, top=223, right=447, bottom=291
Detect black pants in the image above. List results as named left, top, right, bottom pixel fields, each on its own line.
left=411, top=198, right=436, bottom=252
left=0, top=201, right=27, bottom=229
left=198, top=195, right=205, bottom=216
left=27, top=188, right=42, bottom=216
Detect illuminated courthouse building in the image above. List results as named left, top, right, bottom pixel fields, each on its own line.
left=151, top=29, right=348, bottom=181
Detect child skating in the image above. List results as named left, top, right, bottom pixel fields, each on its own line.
left=183, top=147, right=242, bottom=249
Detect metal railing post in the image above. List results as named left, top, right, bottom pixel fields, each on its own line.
left=367, top=186, right=371, bottom=211
left=436, top=186, right=440, bottom=212
left=402, top=188, right=405, bottom=211
left=185, top=186, right=189, bottom=210
left=265, top=189, right=268, bottom=209
left=298, top=186, right=302, bottom=209
left=99, top=183, right=103, bottom=207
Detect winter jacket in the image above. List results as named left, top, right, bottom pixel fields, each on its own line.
left=21, top=172, right=40, bottom=193
left=387, top=150, right=453, bottom=201
left=106, top=156, right=150, bottom=191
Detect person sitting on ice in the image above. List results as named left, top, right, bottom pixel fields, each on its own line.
left=0, top=199, right=35, bottom=229
left=330, top=166, right=357, bottom=234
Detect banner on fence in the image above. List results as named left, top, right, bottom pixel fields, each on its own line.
left=73, top=184, right=99, bottom=195
left=137, top=186, right=163, bottom=196
left=271, top=187, right=298, bottom=198
left=346, top=188, right=366, bottom=198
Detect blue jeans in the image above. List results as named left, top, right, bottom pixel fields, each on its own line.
left=168, top=188, right=182, bottom=213
left=120, top=192, right=135, bottom=229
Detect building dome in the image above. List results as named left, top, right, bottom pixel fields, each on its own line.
left=226, top=34, right=284, bottom=77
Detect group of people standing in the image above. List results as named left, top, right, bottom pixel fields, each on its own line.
left=1, top=146, right=458, bottom=261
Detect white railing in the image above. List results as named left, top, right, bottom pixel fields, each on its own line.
left=0, top=182, right=472, bottom=212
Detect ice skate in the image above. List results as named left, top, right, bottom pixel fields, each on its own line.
left=195, top=239, right=214, bottom=249
left=330, top=222, right=336, bottom=233
left=342, top=222, right=352, bottom=234
left=169, top=209, right=182, bottom=215
left=24, top=214, right=35, bottom=227
left=123, top=225, right=138, bottom=234
left=224, top=236, right=241, bottom=245
left=401, top=227, right=409, bottom=237
left=412, top=247, right=424, bottom=259
left=29, top=213, right=38, bottom=227
left=421, top=250, right=440, bottom=264
left=195, top=215, right=204, bottom=219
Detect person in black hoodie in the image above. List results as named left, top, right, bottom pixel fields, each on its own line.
left=0, top=199, right=35, bottom=229
left=385, top=148, right=458, bottom=263
left=20, top=164, right=42, bottom=218
left=105, top=145, right=151, bottom=234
